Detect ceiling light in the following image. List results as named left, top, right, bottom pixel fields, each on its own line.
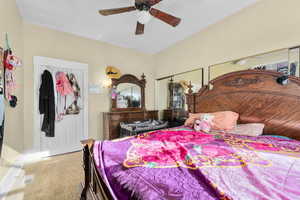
left=137, top=11, right=152, bottom=24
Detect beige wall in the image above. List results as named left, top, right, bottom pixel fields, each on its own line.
left=0, top=0, right=24, bottom=179
left=155, top=0, right=300, bottom=82
left=23, top=23, right=156, bottom=152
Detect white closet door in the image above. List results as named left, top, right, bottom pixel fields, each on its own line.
left=34, top=57, right=88, bottom=156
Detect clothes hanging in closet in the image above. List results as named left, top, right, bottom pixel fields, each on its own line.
left=55, top=71, right=74, bottom=121
left=39, top=70, right=55, bottom=137
left=65, top=73, right=81, bottom=115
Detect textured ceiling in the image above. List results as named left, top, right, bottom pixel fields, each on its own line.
left=16, top=0, right=258, bottom=54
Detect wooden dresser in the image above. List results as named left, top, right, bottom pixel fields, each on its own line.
left=103, top=110, right=158, bottom=140
left=163, top=109, right=188, bottom=121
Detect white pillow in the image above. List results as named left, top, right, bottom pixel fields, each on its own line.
left=226, top=123, right=265, bottom=136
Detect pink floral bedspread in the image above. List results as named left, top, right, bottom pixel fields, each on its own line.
left=94, top=127, right=300, bottom=200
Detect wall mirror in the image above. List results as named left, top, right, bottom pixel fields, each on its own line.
left=111, top=74, right=145, bottom=112
left=156, top=68, right=204, bottom=122
left=209, top=47, right=300, bottom=81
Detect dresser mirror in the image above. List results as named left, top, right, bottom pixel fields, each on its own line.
left=105, top=73, right=158, bottom=139
left=209, top=47, right=300, bottom=81
left=116, top=83, right=141, bottom=108
left=111, top=74, right=145, bottom=112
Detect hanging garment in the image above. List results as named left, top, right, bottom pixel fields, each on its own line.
left=39, top=70, right=55, bottom=137
left=4, top=54, right=22, bottom=70
left=56, top=72, right=74, bottom=96
left=67, top=73, right=80, bottom=98
left=65, top=73, right=81, bottom=115
left=55, top=72, right=74, bottom=120
left=5, top=69, right=16, bottom=101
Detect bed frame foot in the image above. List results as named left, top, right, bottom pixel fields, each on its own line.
left=81, top=145, right=90, bottom=200
left=80, top=189, right=87, bottom=200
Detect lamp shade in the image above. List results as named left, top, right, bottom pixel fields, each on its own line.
left=137, top=11, right=152, bottom=24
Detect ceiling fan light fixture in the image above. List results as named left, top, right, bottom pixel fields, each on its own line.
left=137, top=10, right=152, bottom=24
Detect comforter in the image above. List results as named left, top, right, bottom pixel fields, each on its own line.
left=94, top=127, right=300, bottom=200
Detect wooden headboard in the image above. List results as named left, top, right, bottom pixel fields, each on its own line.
left=186, top=70, right=300, bottom=140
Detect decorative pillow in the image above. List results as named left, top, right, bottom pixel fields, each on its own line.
left=194, top=119, right=212, bottom=133
left=226, top=123, right=265, bottom=136
left=190, top=111, right=239, bottom=131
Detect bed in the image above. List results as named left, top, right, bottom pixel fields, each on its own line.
left=80, top=70, right=300, bottom=200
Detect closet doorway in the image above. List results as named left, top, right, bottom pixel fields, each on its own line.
left=34, top=56, right=88, bottom=156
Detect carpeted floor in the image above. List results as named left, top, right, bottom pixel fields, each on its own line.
left=11, top=151, right=84, bottom=200
left=24, top=151, right=83, bottom=200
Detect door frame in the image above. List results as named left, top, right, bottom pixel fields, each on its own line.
left=33, top=56, right=89, bottom=154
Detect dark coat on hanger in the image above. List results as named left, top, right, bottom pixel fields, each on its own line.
left=39, top=70, right=55, bottom=137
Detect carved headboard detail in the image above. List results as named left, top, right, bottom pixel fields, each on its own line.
left=186, top=70, right=300, bottom=140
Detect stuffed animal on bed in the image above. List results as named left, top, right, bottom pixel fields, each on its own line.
left=193, top=114, right=214, bottom=133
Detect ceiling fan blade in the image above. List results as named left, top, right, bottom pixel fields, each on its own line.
left=99, top=6, right=136, bottom=16
left=148, top=0, right=163, bottom=6
left=135, top=22, right=145, bottom=35
left=149, top=8, right=181, bottom=27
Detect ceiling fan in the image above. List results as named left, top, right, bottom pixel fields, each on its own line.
left=98, top=0, right=181, bottom=35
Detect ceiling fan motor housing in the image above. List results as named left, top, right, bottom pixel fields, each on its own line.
left=135, top=2, right=151, bottom=11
